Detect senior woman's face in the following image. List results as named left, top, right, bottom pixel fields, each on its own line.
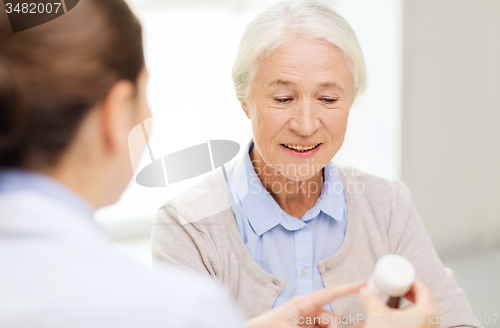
left=243, top=37, right=354, bottom=181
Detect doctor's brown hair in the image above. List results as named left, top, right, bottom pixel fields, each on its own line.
left=0, top=0, right=144, bottom=169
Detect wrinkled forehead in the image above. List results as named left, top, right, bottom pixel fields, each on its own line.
left=251, top=38, right=354, bottom=95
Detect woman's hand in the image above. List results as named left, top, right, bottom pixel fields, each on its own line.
left=246, top=280, right=367, bottom=328
left=359, top=279, right=440, bottom=328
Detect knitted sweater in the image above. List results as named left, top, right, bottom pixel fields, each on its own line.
left=151, top=165, right=480, bottom=328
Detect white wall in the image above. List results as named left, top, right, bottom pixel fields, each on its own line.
left=332, top=0, right=403, bottom=181
left=402, top=0, right=500, bottom=256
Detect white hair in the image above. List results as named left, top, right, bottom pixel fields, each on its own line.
left=231, top=0, right=367, bottom=103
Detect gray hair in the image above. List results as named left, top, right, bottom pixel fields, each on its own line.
left=231, top=0, right=367, bottom=103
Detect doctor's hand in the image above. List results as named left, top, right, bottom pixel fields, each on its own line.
left=246, top=279, right=367, bottom=328
left=359, top=279, right=440, bottom=328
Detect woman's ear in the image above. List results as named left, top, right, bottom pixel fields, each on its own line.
left=241, top=101, right=251, bottom=119
left=100, top=80, right=135, bottom=152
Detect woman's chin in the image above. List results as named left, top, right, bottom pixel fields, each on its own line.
left=274, top=168, right=322, bottom=182
left=269, top=159, right=325, bottom=182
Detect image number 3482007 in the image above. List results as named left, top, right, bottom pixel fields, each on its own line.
left=4, top=0, right=79, bottom=33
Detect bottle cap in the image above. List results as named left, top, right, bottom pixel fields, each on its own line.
left=373, top=254, right=416, bottom=297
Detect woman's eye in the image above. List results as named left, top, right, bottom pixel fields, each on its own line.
left=276, top=98, right=293, bottom=103
left=322, top=98, right=338, bottom=103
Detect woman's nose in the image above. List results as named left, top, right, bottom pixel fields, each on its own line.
left=289, top=101, right=319, bottom=136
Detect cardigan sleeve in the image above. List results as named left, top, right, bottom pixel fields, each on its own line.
left=151, top=204, right=215, bottom=277
left=392, top=180, right=483, bottom=328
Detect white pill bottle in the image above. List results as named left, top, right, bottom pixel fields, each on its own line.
left=367, top=254, right=416, bottom=308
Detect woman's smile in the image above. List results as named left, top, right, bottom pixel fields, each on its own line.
left=281, top=143, right=322, bottom=158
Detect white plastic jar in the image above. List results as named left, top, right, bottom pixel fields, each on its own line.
left=367, top=254, right=416, bottom=308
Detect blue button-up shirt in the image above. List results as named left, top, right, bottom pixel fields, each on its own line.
left=225, top=141, right=348, bottom=312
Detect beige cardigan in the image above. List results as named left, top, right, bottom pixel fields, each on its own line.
left=151, top=164, right=480, bottom=328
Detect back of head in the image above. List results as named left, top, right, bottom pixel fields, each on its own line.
left=0, top=0, right=144, bottom=169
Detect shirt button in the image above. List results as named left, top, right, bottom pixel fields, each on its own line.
left=300, top=226, right=304, bottom=229
left=301, top=268, right=307, bottom=275
left=326, top=264, right=332, bottom=271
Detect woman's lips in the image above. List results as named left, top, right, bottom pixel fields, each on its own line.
left=280, top=143, right=322, bottom=158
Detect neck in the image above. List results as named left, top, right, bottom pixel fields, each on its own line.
left=41, top=164, right=101, bottom=210
left=39, top=139, right=116, bottom=210
left=250, top=146, right=323, bottom=219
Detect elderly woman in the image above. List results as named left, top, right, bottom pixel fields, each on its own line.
left=151, top=0, right=478, bottom=326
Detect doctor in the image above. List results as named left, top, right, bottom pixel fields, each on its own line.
left=0, top=0, right=440, bottom=327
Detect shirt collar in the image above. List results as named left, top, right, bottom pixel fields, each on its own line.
left=227, top=139, right=345, bottom=236
left=0, top=169, right=95, bottom=219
